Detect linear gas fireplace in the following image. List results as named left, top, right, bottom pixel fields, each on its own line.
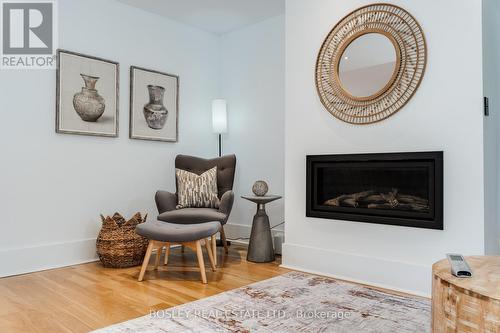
left=306, top=152, right=443, bottom=229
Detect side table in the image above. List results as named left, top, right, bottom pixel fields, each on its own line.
left=241, top=195, right=282, bottom=263
left=432, top=256, right=500, bottom=332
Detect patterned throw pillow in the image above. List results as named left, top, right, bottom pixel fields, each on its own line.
left=176, top=167, right=220, bottom=209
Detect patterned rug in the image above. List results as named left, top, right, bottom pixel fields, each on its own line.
left=93, top=271, right=430, bottom=333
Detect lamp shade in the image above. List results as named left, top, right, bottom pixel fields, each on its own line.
left=212, top=99, right=227, bottom=134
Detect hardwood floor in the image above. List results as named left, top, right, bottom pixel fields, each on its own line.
left=0, top=244, right=289, bottom=333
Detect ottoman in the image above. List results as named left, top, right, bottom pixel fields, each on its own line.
left=136, top=220, right=221, bottom=284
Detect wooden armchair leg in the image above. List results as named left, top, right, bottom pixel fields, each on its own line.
left=138, top=241, right=155, bottom=282
left=195, top=240, right=207, bottom=284
left=164, top=242, right=170, bottom=265
left=211, top=234, right=217, bottom=266
left=205, top=238, right=216, bottom=271
left=220, top=226, right=229, bottom=254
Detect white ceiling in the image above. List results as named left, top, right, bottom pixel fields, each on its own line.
left=117, top=0, right=285, bottom=35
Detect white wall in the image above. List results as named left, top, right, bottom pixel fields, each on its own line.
left=483, top=0, right=500, bottom=255
left=0, top=0, right=220, bottom=277
left=283, top=0, right=485, bottom=296
left=220, top=16, right=285, bottom=237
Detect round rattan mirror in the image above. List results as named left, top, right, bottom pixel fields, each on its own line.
left=315, top=4, right=426, bottom=124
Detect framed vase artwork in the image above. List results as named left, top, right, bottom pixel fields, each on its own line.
left=56, top=49, right=119, bottom=137
left=129, top=66, right=179, bottom=142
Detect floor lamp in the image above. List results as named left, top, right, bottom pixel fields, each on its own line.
left=212, top=99, right=227, bottom=157
left=212, top=99, right=230, bottom=247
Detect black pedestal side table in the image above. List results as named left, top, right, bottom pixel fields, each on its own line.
left=242, top=195, right=282, bottom=263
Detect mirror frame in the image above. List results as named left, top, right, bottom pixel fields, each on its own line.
left=315, top=4, right=427, bottom=124
left=333, top=29, right=401, bottom=102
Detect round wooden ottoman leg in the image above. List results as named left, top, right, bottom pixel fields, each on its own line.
left=154, top=243, right=162, bottom=270
left=138, top=241, right=154, bottom=282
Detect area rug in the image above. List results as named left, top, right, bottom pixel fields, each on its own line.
left=93, top=271, right=430, bottom=333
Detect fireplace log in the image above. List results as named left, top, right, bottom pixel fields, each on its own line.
left=342, top=198, right=358, bottom=207
left=380, top=189, right=399, bottom=208
left=323, top=191, right=374, bottom=207
left=367, top=203, right=430, bottom=212
left=323, top=195, right=349, bottom=207
left=323, top=189, right=430, bottom=212
left=359, top=194, right=386, bottom=205
left=397, top=194, right=429, bottom=205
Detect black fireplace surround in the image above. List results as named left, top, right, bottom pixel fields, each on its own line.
left=306, top=152, right=443, bottom=229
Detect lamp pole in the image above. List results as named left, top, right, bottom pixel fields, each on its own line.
left=218, top=134, right=222, bottom=157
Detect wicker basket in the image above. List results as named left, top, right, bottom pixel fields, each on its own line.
left=96, top=212, right=149, bottom=268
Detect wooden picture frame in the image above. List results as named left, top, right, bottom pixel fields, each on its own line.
left=129, top=66, right=179, bottom=142
left=56, top=49, right=119, bottom=137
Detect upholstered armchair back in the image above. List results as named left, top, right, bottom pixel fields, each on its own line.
left=175, top=154, right=236, bottom=198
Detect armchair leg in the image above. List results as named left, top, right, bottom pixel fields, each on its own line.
left=164, top=242, right=170, bottom=266
left=220, top=226, right=229, bottom=254
left=211, top=235, right=217, bottom=266
left=205, top=238, right=216, bottom=271
left=195, top=240, right=207, bottom=284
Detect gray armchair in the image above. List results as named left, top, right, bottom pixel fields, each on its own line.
left=155, top=154, right=236, bottom=254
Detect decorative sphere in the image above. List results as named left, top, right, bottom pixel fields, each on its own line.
left=252, top=180, right=269, bottom=196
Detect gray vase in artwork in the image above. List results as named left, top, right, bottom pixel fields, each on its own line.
left=252, top=180, right=269, bottom=196
left=73, top=74, right=106, bottom=122
left=143, top=85, right=168, bottom=130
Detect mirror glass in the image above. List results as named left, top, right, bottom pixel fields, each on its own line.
left=339, top=33, right=397, bottom=98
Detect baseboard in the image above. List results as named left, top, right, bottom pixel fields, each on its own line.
left=223, top=222, right=284, bottom=243
left=0, top=238, right=99, bottom=278
left=281, top=242, right=431, bottom=297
